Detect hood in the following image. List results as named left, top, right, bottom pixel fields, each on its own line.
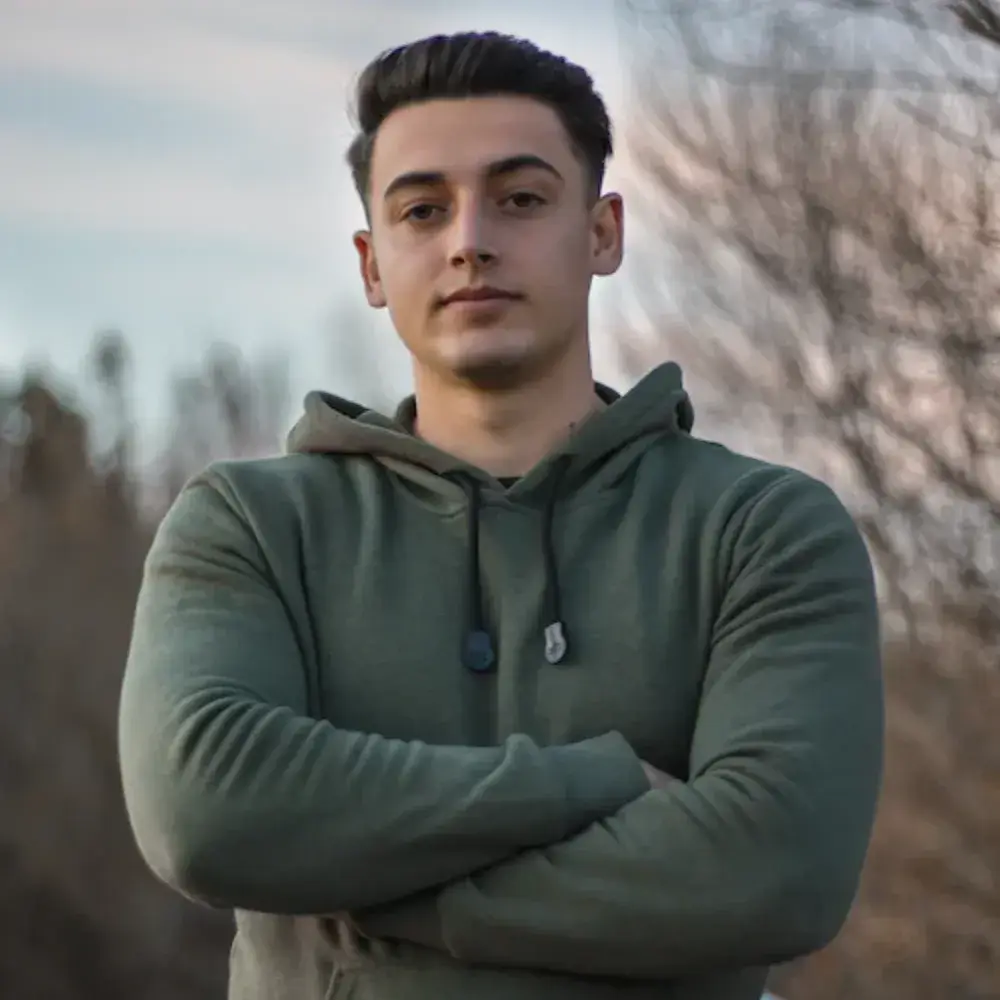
left=286, top=361, right=694, bottom=483
left=285, top=362, right=694, bottom=674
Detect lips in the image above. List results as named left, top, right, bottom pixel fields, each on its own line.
left=441, top=288, right=520, bottom=307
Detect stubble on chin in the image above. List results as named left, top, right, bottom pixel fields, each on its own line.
left=437, top=331, right=580, bottom=392
left=433, top=329, right=551, bottom=391
left=451, top=354, right=542, bottom=391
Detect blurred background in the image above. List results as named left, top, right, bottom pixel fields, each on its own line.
left=0, top=1, right=997, bottom=998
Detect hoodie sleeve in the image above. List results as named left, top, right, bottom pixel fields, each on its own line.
left=355, top=469, right=884, bottom=979
left=118, top=471, right=650, bottom=916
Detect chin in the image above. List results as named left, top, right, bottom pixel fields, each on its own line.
left=442, top=349, right=549, bottom=391
left=452, top=355, right=540, bottom=390
left=437, top=330, right=547, bottom=389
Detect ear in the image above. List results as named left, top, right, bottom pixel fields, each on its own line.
left=353, top=230, right=387, bottom=308
left=589, top=192, right=624, bottom=278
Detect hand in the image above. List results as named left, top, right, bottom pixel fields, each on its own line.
left=640, top=760, right=678, bottom=791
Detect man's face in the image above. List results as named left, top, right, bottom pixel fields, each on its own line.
left=354, top=96, right=624, bottom=389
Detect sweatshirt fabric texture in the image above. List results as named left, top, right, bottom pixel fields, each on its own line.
left=119, top=362, right=884, bottom=1000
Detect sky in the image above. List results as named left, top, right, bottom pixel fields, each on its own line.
left=0, top=0, right=643, bottom=459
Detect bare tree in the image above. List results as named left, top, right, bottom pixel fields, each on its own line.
left=323, top=298, right=408, bottom=414
left=619, top=0, right=1000, bottom=656
left=0, top=365, right=231, bottom=1000
left=617, top=2, right=1000, bottom=997
left=158, top=340, right=291, bottom=504
left=90, top=329, right=136, bottom=512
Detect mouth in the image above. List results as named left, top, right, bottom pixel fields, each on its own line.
left=440, top=288, right=521, bottom=308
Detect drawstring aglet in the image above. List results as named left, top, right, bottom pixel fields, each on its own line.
left=464, top=630, right=496, bottom=673
left=544, top=621, right=568, bottom=664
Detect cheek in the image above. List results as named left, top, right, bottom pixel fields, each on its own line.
left=378, top=265, right=420, bottom=339
left=547, top=219, right=594, bottom=272
left=525, top=229, right=592, bottom=299
left=378, top=248, right=428, bottom=309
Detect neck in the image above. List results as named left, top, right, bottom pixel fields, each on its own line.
left=411, top=354, right=602, bottom=478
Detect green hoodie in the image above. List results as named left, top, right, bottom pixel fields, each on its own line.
left=119, top=362, right=883, bottom=1000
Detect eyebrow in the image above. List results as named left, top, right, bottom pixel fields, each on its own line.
left=382, top=154, right=563, bottom=201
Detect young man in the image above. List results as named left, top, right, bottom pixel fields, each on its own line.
left=119, top=32, right=884, bottom=1000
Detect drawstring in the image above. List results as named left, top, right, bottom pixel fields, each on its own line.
left=456, top=459, right=570, bottom=673
left=540, top=458, right=569, bottom=664
left=459, top=478, right=496, bottom=673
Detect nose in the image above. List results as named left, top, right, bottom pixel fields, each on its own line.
left=447, top=197, right=497, bottom=270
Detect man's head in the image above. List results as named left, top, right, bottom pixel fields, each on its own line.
left=348, top=33, right=624, bottom=391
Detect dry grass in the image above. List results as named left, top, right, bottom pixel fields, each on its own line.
left=773, top=643, right=1000, bottom=1000
left=0, top=382, right=230, bottom=999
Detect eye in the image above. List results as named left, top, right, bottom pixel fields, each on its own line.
left=401, top=203, right=444, bottom=223
left=505, top=191, right=546, bottom=210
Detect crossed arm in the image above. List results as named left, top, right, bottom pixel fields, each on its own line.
left=120, top=466, right=883, bottom=981
left=118, top=470, right=649, bottom=916
left=351, top=471, right=885, bottom=980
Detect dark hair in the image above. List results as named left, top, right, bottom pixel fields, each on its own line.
left=346, top=32, right=613, bottom=212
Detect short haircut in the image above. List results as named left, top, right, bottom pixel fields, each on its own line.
left=347, top=32, right=613, bottom=212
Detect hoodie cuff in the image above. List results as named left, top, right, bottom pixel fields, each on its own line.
left=353, top=890, right=447, bottom=952
left=548, top=730, right=649, bottom=832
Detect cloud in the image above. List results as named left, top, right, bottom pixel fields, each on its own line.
left=0, top=122, right=343, bottom=244
left=0, top=1, right=370, bottom=251
left=0, top=1, right=354, bottom=139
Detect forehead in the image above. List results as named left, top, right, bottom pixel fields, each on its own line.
left=369, top=96, right=579, bottom=194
